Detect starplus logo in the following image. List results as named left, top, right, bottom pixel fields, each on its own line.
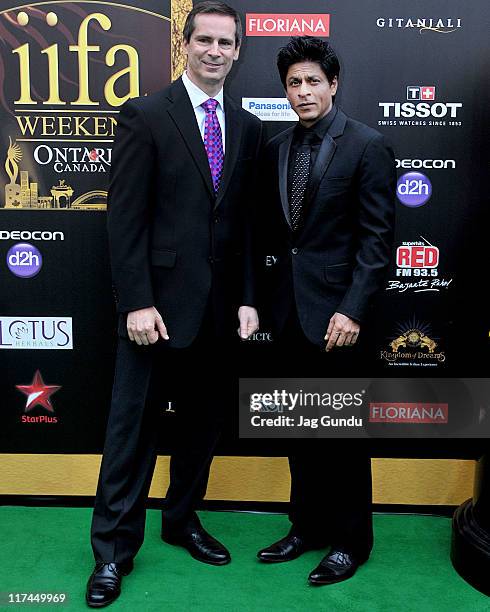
left=16, top=369, right=61, bottom=423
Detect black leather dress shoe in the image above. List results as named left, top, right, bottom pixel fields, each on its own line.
left=86, top=560, right=133, bottom=608
left=257, top=532, right=325, bottom=563
left=308, top=548, right=366, bottom=585
left=161, top=525, right=231, bottom=565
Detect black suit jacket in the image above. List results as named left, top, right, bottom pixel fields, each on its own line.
left=107, top=78, right=262, bottom=348
left=258, top=107, right=395, bottom=346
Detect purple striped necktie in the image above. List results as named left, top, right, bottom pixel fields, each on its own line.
left=201, top=98, right=224, bottom=192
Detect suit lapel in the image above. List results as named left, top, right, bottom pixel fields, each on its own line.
left=305, top=108, right=346, bottom=204
left=215, top=95, right=242, bottom=209
left=166, top=78, right=214, bottom=197
left=301, top=108, right=347, bottom=235
left=278, top=130, right=294, bottom=227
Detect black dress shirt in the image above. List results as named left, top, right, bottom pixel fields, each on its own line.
left=287, top=105, right=338, bottom=229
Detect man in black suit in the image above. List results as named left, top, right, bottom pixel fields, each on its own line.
left=256, top=37, right=395, bottom=585
left=86, top=2, right=262, bottom=606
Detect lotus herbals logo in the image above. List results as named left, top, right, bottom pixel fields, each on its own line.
left=380, top=319, right=446, bottom=367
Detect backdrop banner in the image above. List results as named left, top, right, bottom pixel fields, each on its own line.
left=0, top=1, right=488, bottom=457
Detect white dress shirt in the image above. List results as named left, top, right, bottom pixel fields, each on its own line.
left=182, top=71, right=226, bottom=153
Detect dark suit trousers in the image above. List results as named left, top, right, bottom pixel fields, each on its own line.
left=90, top=304, right=227, bottom=564
left=274, top=306, right=373, bottom=559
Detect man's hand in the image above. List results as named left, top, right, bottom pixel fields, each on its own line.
left=127, top=306, right=169, bottom=346
left=324, top=312, right=360, bottom=352
left=238, top=306, right=259, bottom=340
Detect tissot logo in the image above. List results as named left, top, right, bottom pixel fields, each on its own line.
left=0, top=316, right=73, bottom=349
left=246, top=14, right=330, bottom=37
left=378, top=85, right=463, bottom=127
left=16, top=369, right=61, bottom=423
left=407, top=86, right=435, bottom=101
left=369, top=403, right=448, bottom=423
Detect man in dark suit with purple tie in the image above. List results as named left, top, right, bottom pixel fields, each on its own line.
left=86, top=2, right=262, bottom=606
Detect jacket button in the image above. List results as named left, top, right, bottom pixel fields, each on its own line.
left=208, top=256, right=215, bottom=264
left=291, top=248, right=298, bottom=255
left=213, top=216, right=220, bottom=223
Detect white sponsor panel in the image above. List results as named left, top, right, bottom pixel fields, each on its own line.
left=242, top=98, right=298, bottom=122
left=0, top=316, right=73, bottom=349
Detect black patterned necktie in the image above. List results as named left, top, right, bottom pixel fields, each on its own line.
left=289, top=132, right=316, bottom=231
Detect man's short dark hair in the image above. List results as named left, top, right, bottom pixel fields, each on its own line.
left=183, top=1, right=242, bottom=48
left=277, top=37, right=340, bottom=88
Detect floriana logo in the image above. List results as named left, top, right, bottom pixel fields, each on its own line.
left=369, top=402, right=448, bottom=423
left=380, top=319, right=446, bottom=367
left=246, top=14, right=330, bottom=37
left=15, top=369, right=61, bottom=424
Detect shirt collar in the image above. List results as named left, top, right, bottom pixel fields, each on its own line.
left=182, top=71, right=224, bottom=112
left=294, top=104, right=337, bottom=143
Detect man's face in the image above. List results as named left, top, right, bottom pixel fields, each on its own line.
left=183, top=14, right=240, bottom=94
left=285, top=61, right=338, bottom=127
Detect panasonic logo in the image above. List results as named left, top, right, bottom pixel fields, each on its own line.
left=396, top=159, right=456, bottom=169
left=0, top=230, right=65, bottom=241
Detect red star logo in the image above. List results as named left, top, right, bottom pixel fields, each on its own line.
left=16, top=370, right=61, bottom=413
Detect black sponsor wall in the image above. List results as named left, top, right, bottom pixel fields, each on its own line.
left=0, top=1, right=488, bottom=460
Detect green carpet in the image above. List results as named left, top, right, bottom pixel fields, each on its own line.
left=0, top=508, right=488, bottom=611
